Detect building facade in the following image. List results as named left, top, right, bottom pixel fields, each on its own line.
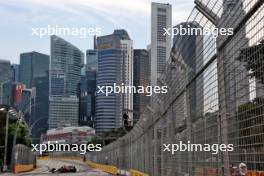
left=19, top=52, right=49, bottom=88
left=133, top=49, right=150, bottom=123
left=50, top=35, right=84, bottom=96
left=172, top=22, right=204, bottom=119
left=48, top=96, right=79, bottom=129
left=49, top=69, right=65, bottom=96
left=41, top=126, right=95, bottom=144
left=20, top=88, right=36, bottom=129
left=19, top=51, right=49, bottom=143
left=49, top=35, right=84, bottom=129
left=150, top=2, right=172, bottom=86
left=0, top=59, right=11, bottom=104
left=79, top=70, right=96, bottom=127
left=10, top=64, right=19, bottom=82
left=86, top=49, right=98, bottom=71
left=95, top=29, right=133, bottom=134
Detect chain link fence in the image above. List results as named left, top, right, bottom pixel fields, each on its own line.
left=88, top=0, right=264, bottom=175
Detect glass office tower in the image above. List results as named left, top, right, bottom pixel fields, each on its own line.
left=95, top=29, right=133, bottom=134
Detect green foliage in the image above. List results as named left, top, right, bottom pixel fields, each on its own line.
left=0, top=113, right=32, bottom=166
left=8, top=122, right=32, bottom=147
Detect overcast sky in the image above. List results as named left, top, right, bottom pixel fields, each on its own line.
left=0, top=0, right=194, bottom=64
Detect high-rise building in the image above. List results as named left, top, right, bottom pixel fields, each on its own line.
left=49, top=70, right=65, bottom=96
left=1, top=82, right=26, bottom=106
left=20, top=88, right=36, bottom=128
left=0, top=59, right=11, bottom=104
left=150, top=2, right=172, bottom=86
left=78, top=70, right=96, bottom=127
left=86, top=49, right=98, bottom=71
left=1, top=81, right=12, bottom=105
left=10, top=64, right=19, bottom=82
left=95, top=29, right=133, bottom=134
left=33, top=76, right=49, bottom=141
left=50, top=35, right=84, bottom=96
left=49, top=35, right=83, bottom=129
left=133, top=49, right=150, bottom=123
left=19, top=52, right=49, bottom=88
left=48, top=96, right=79, bottom=129
left=19, top=51, right=49, bottom=143
left=172, top=22, right=204, bottom=118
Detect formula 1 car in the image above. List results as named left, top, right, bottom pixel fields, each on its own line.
left=50, top=165, right=77, bottom=173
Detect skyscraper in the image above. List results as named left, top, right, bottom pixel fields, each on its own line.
left=79, top=69, right=96, bottom=127
left=95, top=29, right=133, bottom=134
left=19, top=51, right=49, bottom=143
left=172, top=22, right=204, bottom=118
left=49, top=69, right=65, bottom=97
left=20, top=88, right=36, bottom=127
left=133, top=49, right=150, bottom=123
left=49, top=35, right=83, bottom=129
left=150, top=2, right=172, bottom=86
left=0, top=59, right=11, bottom=104
left=19, top=52, right=49, bottom=88
left=10, top=64, right=19, bottom=82
left=86, top=49, right=98, bottom=71
left=50, top=35, right=84, bottom=96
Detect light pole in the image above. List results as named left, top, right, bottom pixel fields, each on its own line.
left=0, top=106, right=18, bottom=172
left=2, top=108, right=9, bottom=172
left=11, top=111, right=22, bottom=169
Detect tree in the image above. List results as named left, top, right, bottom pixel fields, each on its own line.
left=0, top=111, right=32, bottom=166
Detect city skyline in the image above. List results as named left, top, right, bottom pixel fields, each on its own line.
left=0, top=0, right=193, bottom=64
left=1, top=0, right=264, bottom=175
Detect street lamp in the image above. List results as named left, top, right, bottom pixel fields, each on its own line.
left=0, top=107, right=9, bottom=172
left=0, top=106, right=18, bottom=172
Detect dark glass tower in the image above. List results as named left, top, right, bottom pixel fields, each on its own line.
left=0, top=59, right=11, bottom=104
left=19, top=51, right=49, bottom=143
left=79, top=70, right=96, bottom=127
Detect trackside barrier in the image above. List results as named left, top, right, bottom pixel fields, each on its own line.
left=13, top=164, right=34, bottom=173
left=240, top=171, right=264, bottom=176
left=55, top=156, right=82, bottom=161
left=13, top=144, right=36, bottom=173
left=130, top=169, right=149, bottom=176
left=86, top=160, right=118, bottom=175
left=37, top=156, right=49, bottom=160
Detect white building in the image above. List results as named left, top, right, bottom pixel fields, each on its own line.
left=150, top=2, right=172, bottom=86
left=42, top=126, right=95, bottom=144
left=121, top=39, right=134, bottom=125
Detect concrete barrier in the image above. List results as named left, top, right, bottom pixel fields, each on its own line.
left=130, top=169, right=149, bottom=176
left=13, top=164, right=34, bottom=174
left=86, top=160, right=118, bottom=175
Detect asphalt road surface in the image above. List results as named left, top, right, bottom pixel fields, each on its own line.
left=0, top=159, right=110, bottom=176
